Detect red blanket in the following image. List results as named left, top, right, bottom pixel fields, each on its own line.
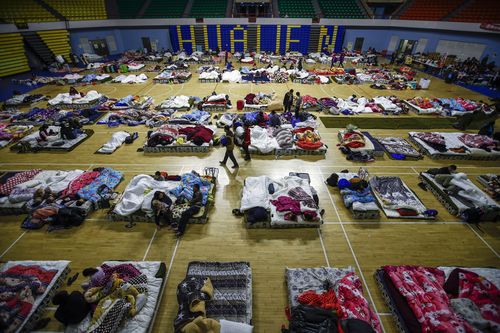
left=384, top=265, right=474, bottom=333
left=337, top=272, right=382, bottom=333
left=0, top=265, right=57, bottom=333
left=454, top=269, right=500, bottom=331
left=178, top=125, right=213, bottom=144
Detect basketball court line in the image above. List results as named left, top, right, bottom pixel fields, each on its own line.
left=0, top=231, right=27, bottom=259
left=142, top=229, right=158, bottom=261
left=317, top=228, right=331, bottom=267
left=319, top=173, right=386, bottom=333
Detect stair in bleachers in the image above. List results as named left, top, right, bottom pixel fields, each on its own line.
left=190, top=0, right=227, bottom=18
left=443, top=0, right=470, bottom=21
left=22, top=32, right=55, bottom=65
left=44, top=0, right=107, bottom=20
left=37, top=30, right=71, bottom=62
left=104, top=0, right=120, bottom=19
left=392, top=0, right=414, bottom=18
left=318, top=0, right=366, bottom=18
left=308, top=26, right=321, bottom=54
left=34, top=0, right=66, bottom=21
left=2, top=0, right=56, bottom=23
left=0, top=33, right=30, bottom=77
left=143, top=0, right=187, bottom=18
left=279, top=0, right=315, bottom=18
left=311, top=0, right=323, bottom=18
left=194, top=26, right=205, bottom=51
left=247, top=25, right=257, bottom=52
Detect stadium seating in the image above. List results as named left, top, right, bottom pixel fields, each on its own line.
left=116, top=0, right=144, bottom=19
left=279, top=0, right=316, bottom=18
left=319, top=0, right=366, bottom=19
left=451, top=0, right=500, bottom=23
left=1, top=0, right=56, bottom=23
left=45, top=0, right=107, bottom=21
left=143, top=0, right=188, bottom=18
left=399, top=0, right=463, bottom=21
left=37, top=30, right=71, bottom=62
left=0, top=33, right=30, bottom=77
left=190, top=0, right=227, bottom=18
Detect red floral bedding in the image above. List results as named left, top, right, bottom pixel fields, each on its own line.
left=383, top=265, right=474, bottom=333
left=384, top=265, right=500, bottom=333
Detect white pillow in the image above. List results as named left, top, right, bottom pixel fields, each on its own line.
left=220, top=320, right=253, bottom=333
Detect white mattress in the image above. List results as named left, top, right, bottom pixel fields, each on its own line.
left=1, top=260, right=70, bottom=333
left=372, top=178, right=429, bottom=219
left=338, top=130, right=375, bottom=153
left=410, top=132, right=500, bottom=158
left=405, top=101, right=441, bottom=115
left=421, top=172, right=499, bottom=213
left=66, top=261, right=163, bottom=333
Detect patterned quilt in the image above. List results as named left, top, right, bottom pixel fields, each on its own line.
left=0, top=265, right=57, bottom=332
left=185, top=261, right=252, bottom=324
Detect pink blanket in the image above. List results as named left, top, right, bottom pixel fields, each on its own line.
left=384, top=265, right=474, bottom=333
left=337, top=272, right=382, bottom=333
left=457, top=269, right=500, bottom=332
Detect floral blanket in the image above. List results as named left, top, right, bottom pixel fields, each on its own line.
left=0, top=265, right=57, bottom=332
left=77, top=168, right=122, bottom=203
left=384, top=265, right=475, bottom=333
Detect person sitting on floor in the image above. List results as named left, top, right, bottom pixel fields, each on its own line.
left=269, top=110, right=281, bottom=127
left=37, top=124, right=58, bottom=143
left=60, top=120, right=77, bottom=140
left=225, top=95, right=232, bottom=108
left=176, top=184, right=203, bottom=237
left=152, top=191, right=173, bottom=231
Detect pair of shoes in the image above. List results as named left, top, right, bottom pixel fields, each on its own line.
left=232, top=165, right=239, bottom=169
left=67, top=273, right=79, bottom=286
left=176, top=232, right=183, bottom=238
left=244, top=157, right=251, bottom=161
left=219, top=161, right=226, bottom=165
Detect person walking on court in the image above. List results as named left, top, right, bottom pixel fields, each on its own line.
left=294, top=92, right=302, bottom=119
left=283, top=89, right=294, bottom=113
left=338, top=52, right=345, bottom=68
left=219, top=126, right=239, bottom=169
left=330, top=54, right=337, bottom=69
left=298, top=57, right=303, bottom=71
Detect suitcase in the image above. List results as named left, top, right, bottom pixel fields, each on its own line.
left=237, top=100, right=244, bottom=110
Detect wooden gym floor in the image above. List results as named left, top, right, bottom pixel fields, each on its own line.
left=0, top=60, right=499, bottom=333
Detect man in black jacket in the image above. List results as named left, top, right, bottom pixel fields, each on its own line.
left=283, top=89, right=294, bottom=113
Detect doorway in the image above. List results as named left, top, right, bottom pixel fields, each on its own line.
left=396, top=39, right=417, bottom=56
left=142, top=37, right=152, bottom=53
left=353, top=37, right=364, bottom=52
left=90, top=39, right=109, bottom=56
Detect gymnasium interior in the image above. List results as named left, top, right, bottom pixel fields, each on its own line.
left=0, top=0, right=499, bottom=332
